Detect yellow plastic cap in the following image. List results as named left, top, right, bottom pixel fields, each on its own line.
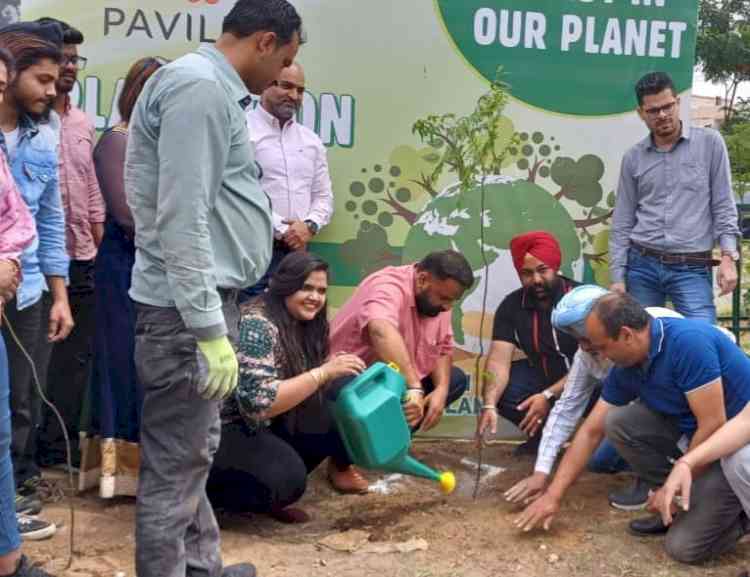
left=439, top=471, right=456, bottom=494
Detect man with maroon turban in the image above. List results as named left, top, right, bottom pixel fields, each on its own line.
left=476, top=231, right=578, bottom=456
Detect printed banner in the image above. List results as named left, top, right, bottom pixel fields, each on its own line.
left=18, top=0, right=700, bottom=438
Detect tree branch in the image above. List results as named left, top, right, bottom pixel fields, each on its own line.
left=528, top=156, right=543, bottom=183
left=574, top=210, right=614, bottom=229
left=411, top=173, right=438, bottom=198
left=380, top=191, right=418, bottom=224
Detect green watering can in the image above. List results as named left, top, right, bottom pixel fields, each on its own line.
left=330, top=362, right=456, bottom=494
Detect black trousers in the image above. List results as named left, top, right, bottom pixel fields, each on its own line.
left=206, top=419, right=350, bottom=513
left=1, top=298, right=45, bottom=488
left=38, top=259, right=96, bottom=466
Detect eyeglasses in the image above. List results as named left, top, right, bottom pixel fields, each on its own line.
left=271, top=79, right=305, bottom=97
left=61, top=55, right=87, bottom=71
left=643, top=100, right=677, bottom=118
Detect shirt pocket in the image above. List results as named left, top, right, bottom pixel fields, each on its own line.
left=415, top=340, right=441, bottom=376
left=680, top=160, right=709, bottom=195
left=292, top=144, right=317, bottom=189
left=19, top=161, right=53, bottom=213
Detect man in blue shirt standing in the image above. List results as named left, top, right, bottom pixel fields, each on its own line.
left=0, top=21, right=71, bottom=533
left=515, top=293, right=750, bottom=565
left=125, top=2, right=302, bottom=576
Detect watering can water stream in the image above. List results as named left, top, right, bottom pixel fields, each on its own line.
left=329, top=362, right=456, bottom=494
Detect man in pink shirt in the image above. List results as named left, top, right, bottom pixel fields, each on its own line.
left=242, top=61, right=333, bottom=300
left=329, top=250, right=473, bottom=490
left=35, top=18, right=105, bottom=468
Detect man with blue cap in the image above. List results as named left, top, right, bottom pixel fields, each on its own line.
left=515, top=292, right=750, bottom=565
left=505, top=285, right=681, bottom=509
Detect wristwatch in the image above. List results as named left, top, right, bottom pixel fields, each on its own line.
left=304, top=219, right=319, bottom=236
left=541, top=389, right=555, bottom=402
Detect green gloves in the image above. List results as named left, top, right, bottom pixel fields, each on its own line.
left=196, top=336, right=238, bottom=400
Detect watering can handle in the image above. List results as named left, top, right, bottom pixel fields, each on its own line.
left=387, top=362, right=400, bottom=373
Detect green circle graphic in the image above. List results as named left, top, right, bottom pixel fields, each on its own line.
left=435, top=0, right=698, bottom=116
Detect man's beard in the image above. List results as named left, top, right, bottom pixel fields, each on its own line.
left=18, top=99, right=52, bottom=123
left=415, top=291, right=443, bottom=317
left=530, top=276, right=559, bottom=302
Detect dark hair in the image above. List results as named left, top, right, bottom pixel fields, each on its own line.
left=0, top=32, right=62, bottom=74
left=118, top=57, right=166, bottom=124
left=635, top=72, right=675, bottom=106
left=590, top=293, right=650, bottom=340
left=262, top=252, right=330, bottom=378
left=0, top=47, right=15, bottom=76
left=35, top=18, right=84, bottom=45
left=222, top=0, right=303, bottom=46
left=416, top=250, right=474, bottom=290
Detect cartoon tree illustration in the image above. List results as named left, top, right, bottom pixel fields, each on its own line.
left=344, top=146, right=446, bottom=226
left=510, top=130, right=560, bottom=183
left=339, top=220, right=401, bottom=278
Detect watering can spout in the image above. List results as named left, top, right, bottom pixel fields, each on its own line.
left=391, top=455, right=456, bottom=494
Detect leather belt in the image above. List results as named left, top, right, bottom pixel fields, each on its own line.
left=631, top=243, right=719, bottom=266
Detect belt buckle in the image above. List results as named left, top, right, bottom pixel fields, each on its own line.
left=660, top=253, right=683, bottom=265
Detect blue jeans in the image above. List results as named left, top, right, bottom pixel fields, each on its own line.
left=0, top=334, right=21, bottom=555
left=588, top=438, right=630, bottom=473
left=626, top=247, right=715, bottom=323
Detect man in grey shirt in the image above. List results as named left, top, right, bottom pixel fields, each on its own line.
left=124, top=2, right=302, bottom=576
left=609, top=71, right=739, bottom=323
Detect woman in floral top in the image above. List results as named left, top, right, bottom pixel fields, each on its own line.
left=207, top=252, right=366, bottom=523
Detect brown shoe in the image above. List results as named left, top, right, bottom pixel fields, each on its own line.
left=327, top=461, right=369, bottom=494
left=268, top=506, right=311, bottom=524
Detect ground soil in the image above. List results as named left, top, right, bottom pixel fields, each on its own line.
left=25, top=442, right=748, bottom=577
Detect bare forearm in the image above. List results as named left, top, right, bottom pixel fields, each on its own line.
left=368, top=320, right=421, bottom=387
left=430, top=355, right=451, bottom=392
left=266, top=371, right=322, bottom=418
left=91, top=222, right=104, bottom=247
left=686, top=419, right=726, bottom=476
left=683, top=410, right=750, bottom=469
left=45, top=276, right=68, bottom=304
left=546, top=425, right=604, bottom=500
left=548, top=374, right=566, bottom=398
left=482, top=357, right=510, bottom=406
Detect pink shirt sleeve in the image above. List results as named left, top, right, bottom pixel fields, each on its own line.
left=0, top=155, right=35, bottom=262
left=357, top=280, right=407, bottom=333
left=86, top=124, right=106, bottom=224
left=438, top=320, right=455, bottom=356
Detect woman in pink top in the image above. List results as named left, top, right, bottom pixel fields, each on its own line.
left=0, top=55, right=34, bottom=313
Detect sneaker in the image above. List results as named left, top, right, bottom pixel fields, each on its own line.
left=608, top=477, right=655, bottom=511
left=17, top=514, right=56, bottom=541
left=627, top=514, right=669, bottom=536
left=10, top=555, right=54, bottom=576
left=15, top=493, right=42, bottom=516
left=17, top=476, right=41, bottom=497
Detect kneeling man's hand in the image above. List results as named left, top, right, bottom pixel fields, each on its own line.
left=513, top=491, right=560, bottom=532
left=403, top=388, right=425, bottom=427
left=505, top=471, right=548, bottom=504
left=421, top=387, right=448, bottom=431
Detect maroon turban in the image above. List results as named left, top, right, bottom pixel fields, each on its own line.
left=509, top=231, right=562, bottom=274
